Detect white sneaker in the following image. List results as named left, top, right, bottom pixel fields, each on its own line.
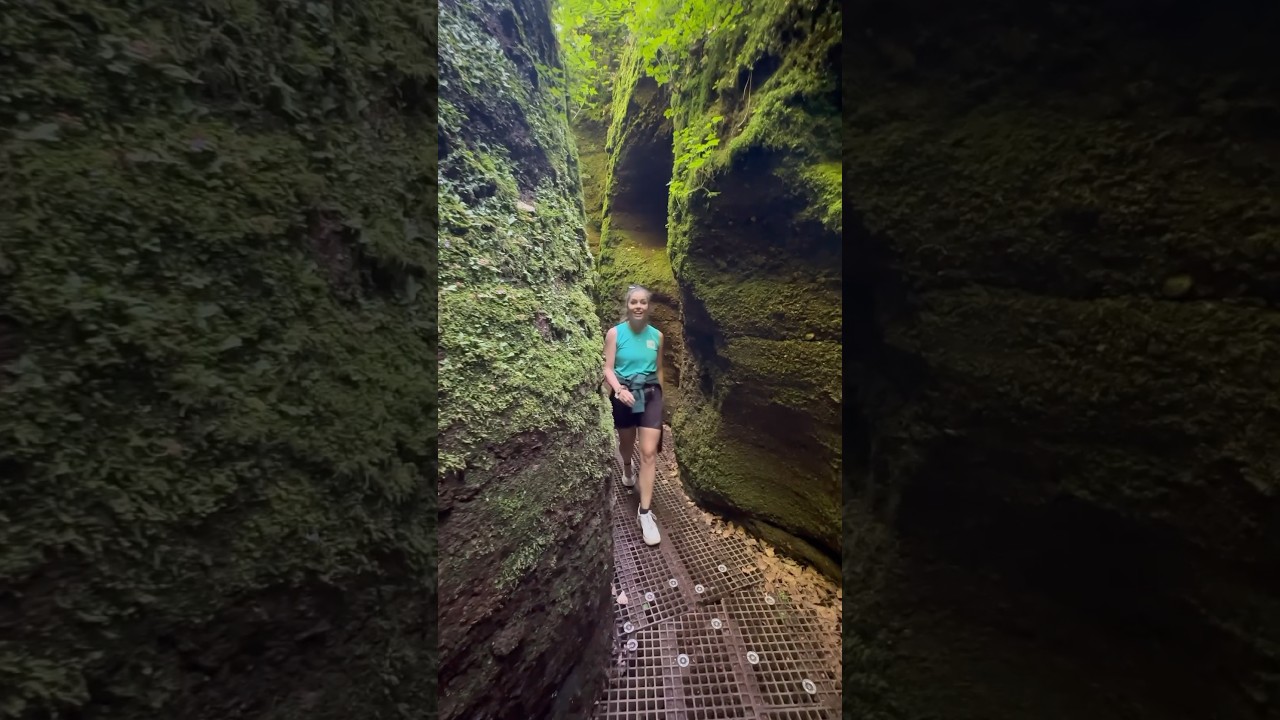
left=621, top=459, right=636, bottom=487
left=638, top=509, right=660, bottom=546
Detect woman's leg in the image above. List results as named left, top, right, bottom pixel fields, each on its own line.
left=612, top=389, right=637, bottom=480
left=636, top=427, right=661, bottom=512
left=617, top=427, right=637, bottom=474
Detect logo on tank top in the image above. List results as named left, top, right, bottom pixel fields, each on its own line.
left=646, top=339, right=656, bottom=350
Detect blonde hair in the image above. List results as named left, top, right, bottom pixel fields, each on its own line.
left=619, top=284, right=652, bottom=323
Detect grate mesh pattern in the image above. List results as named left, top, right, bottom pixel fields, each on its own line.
left=597, top=621, right=678, bottom=719
left=648, top=439, right=764, bottom=603
left=614, top=517, right=689, bottom=631
left=658, top=496, right=761, bottom=602
left=610, top=454, right=692, bottom=632
left=722, top=591, right=841, bottom=709
left=672, top=611, right=754, bottom=718
left=648, top=449, right=687, bottom=515
left=594, top=426, right=839, bottom=718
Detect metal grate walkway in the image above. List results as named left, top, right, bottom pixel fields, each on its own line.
left=593, top=427, right=841, bottom=719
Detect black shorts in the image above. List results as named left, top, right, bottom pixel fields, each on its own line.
left=611, top=384, right=664, bottom=430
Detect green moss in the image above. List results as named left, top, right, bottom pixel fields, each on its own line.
left=454, top=437, right=606, bottom=596
left=722, top=337, right=842, bottom=411
left=440, top=7, right=572, bottom=182
left=572, top=119, right=611, bottom=243
left=792, top=159, right=843, bottom=233
left=437, top=0, right=612, bottom=716
left=685, top=267, right=841, bottom=339
left=665, top=0, right=840, bottom=209
left=598, top=44, right=669, bottom=217
left=498, top=540, right=553, bottom=589
left=673, top=399, right=840, bottom=555
left=437, top=182, right=605, bottom=472
left=437, top=0, right=607, bottom=544
left=1, top=1, right=436, bottom=717
left=595, top=227, right=679, bottom=300
left=655, top=0, right=842, bottom=563
left=604, top=43, right=644, bottom=156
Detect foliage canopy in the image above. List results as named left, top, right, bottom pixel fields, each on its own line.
left=552, top=0, right=743, bottom=119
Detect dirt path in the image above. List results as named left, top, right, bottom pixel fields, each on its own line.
left=593, top=426, right=842, bottom=718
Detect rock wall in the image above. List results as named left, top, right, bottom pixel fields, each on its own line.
left=668, top=0, right=842, bottom=576
left=575, top=117, right=609, bottom=255
left=847, top=0, right=1280, bottom=717
left=436, top=0, right=614, bottom=716
left=0, top=2, right=437, bottom=718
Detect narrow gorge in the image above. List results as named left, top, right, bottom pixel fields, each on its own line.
left=438, top=0, right=843, bottom=715
left=583, top=0, right=843, bottom=580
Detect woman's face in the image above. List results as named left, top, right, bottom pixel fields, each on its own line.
left=628, top=292, right=650, bottom=320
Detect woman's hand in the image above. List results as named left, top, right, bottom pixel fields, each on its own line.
left=616, top=388, right=636, bottom=407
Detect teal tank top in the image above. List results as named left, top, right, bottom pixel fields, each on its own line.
left=613, top=322, right=660, bottom=379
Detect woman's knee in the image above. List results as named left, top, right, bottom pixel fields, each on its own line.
left=638, top=444, right=658, bottom=465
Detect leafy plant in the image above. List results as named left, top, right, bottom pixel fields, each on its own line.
left=668, top=114, right=722, bottom=200
left=552, top=0, right=745, bottom=110
left=628, top=0, right=743, bottom=86
left=552, top=0, right=629, bottom=120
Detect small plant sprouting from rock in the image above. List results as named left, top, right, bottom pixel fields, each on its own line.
left=668, top=113, right=723, bottom=202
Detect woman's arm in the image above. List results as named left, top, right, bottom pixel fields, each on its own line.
left=656, top=330, right=665, bottom=387
left=603, top=327, right=634, bottom=405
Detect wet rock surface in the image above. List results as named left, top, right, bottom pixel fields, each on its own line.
left=436, top=0, right=613, bottom=716
left=669, top=0, right=843, bottom=574
left=846, top=0, right=1280, bottom=717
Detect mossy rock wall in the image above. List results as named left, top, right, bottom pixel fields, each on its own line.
left=846, top=0, right=1280, bottom=717
left=0, top=2, right=437, bottom=718
left=436, top=0, right=613, bottom=717
left=666, top=0, right=842, bottom=572
left=573, top=118, right=609, bottom=255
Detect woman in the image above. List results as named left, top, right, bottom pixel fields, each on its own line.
left=603, top=284, right=664, bottom=546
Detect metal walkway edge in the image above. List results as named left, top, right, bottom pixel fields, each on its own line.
left=593, top=427, right=842, bottom=719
